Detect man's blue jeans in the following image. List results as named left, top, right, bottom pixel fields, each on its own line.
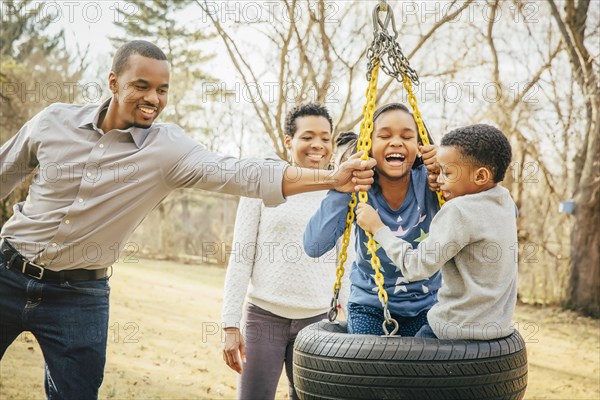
left=0, top=252, right=110, bottom=399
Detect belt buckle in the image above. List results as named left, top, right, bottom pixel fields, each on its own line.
left=22, top=260, right=45, bottom=280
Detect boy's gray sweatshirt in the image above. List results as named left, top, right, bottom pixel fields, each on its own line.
left=374, top=185, right=518, bottom=340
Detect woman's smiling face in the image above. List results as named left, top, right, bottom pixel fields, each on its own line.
left=285, top=115, right=333, bottom=169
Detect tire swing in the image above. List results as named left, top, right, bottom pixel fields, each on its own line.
left=293, top=2, right=528, bottom=399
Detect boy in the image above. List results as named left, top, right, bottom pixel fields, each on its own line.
left=355, top=124, right=517, bottom=340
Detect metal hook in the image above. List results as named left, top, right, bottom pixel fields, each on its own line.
left=381, top=304, right=400, bottom=336
left=378, top=0, right=388, bottom=12
left=373, top=4, right=390, bottom=33
left=382, top=318, right=399, bottom=336
left=328, top=288, right=340, bottom=322
left=372, top=2, right=398, bottom=39
left=327, top=307, right=339, bottom=322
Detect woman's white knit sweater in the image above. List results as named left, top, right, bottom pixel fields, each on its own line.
left=221, top=191, right=351, bottom=328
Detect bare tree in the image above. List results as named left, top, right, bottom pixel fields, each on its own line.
left=477, top=0, right=565, bottom=304
left=337, top=0, right=476, bottom=132
left=548, top=0, right=599, bottom=316
left=159, top=0, right=597, bottom=313
left=197, top=0, right=366, bottom=158
left=198, top=0, right=480, bottom=160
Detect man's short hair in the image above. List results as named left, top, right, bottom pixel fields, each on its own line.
left=441, top=124, right=512, bottom=182
left=112, top=40, right=168, bottom=74
left=285, top=103, right=333, bottom=137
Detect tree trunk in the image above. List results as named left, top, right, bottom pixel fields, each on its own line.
left=548, top=0, right=600, bottom=316
left=567, top=97, right=600, bottom=316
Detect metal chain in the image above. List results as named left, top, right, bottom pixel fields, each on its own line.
left=367, top=3, right=419, bottom=86
left=382, top=304, right=399, bottom=336
left=358, top=64, right=394, bottom=326
left=368, top=2, right=446, bottom=207
left=329, top=65, right=392, bottom=328
left=328, top=192, right=357, bottom=322
left=331, top=62, right=400, bottom=335
left=403, top=76, right=446, bottom=206
left=328, top=1, right=445, bottom=332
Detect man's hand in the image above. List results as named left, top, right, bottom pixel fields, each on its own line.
left=333, top=151, right=377, bottom=193
left=420, top=145, right=440, bottom=192
left=223, top=327, right=245, bottom=374
left=355, top=203, right=385, bottom=235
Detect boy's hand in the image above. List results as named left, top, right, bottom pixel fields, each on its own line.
left=420, top=145, right=441, bottom=192
left=333, top=151, right=377, bottom=193
left=355, top=203, right=385, bottom=235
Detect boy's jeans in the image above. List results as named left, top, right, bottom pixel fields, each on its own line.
left=0, top=252, right=110, bottom=399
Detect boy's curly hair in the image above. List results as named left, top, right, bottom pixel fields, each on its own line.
left=441, top=124, right=512, bottom=182
left=285, top=103, right=333, bottom=137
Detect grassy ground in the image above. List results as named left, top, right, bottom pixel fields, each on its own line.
left=1, top=259, right=598, bottom=399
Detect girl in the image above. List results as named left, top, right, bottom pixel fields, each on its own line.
left=304, top=103, right=440, bottom=336
left=221, top=103, right=349, bottom=400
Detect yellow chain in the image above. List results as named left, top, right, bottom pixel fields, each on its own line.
left=330, top=61, right=445, bottom=325
left=331, top=63, right=389, bottom=309
left=403, top=76, right=446, bottom=207
left=332, top=192, right=356, bottom=294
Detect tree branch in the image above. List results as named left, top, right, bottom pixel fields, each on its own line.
left=197, top=0, right=283, bottom=156
left=486, top=0, right=500, bottom=84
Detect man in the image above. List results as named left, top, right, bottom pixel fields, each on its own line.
left=0, top=40, right=375, bottom=399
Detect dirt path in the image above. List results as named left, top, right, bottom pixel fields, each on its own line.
left=1, top=259, right=598, bottom=399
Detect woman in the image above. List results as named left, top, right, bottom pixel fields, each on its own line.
left=221, top=103, right=348, bottom=400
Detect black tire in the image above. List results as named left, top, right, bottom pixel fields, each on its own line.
left=293, top=320, right=527, bottom=400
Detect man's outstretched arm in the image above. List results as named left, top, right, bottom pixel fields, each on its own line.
left=168, top=129, right=376, bottom=206
left=282, top=152, right=376, bottom=197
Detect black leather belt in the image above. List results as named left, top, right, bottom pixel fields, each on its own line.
left=0, top=239, right=108, bottom=283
